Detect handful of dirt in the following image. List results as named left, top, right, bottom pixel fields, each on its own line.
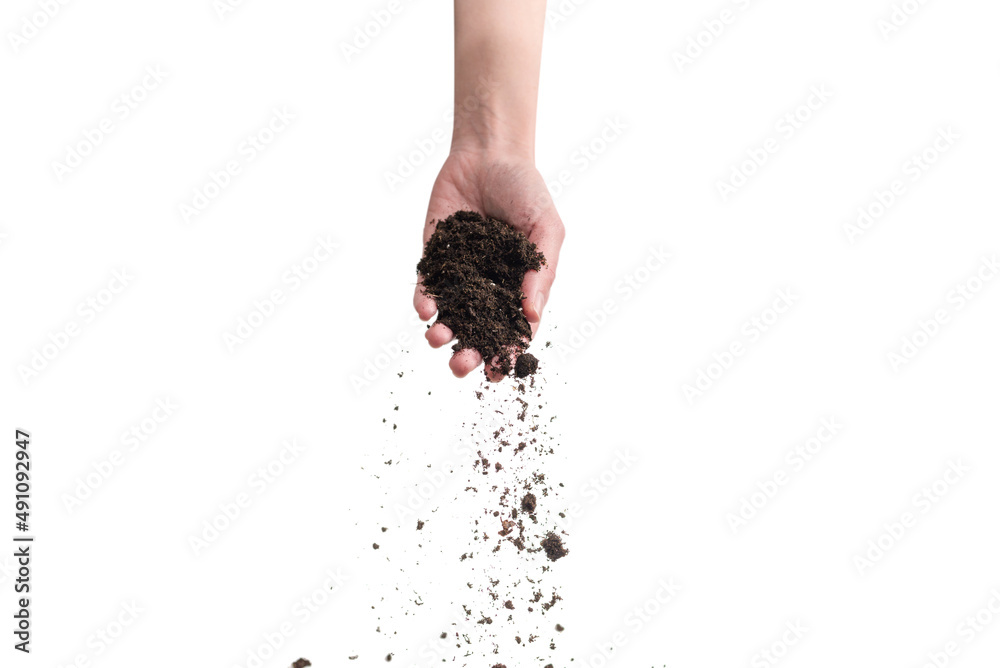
left=417, top=211, right=545, bottom=376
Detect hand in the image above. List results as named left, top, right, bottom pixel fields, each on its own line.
left=413, top=149, right=565, bottom=380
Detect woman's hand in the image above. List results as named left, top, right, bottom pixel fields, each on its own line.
left=415, top=0, right=558, bottom=379
left=414, top=149, right=565, bottom=379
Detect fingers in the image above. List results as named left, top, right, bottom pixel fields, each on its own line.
left=415, top=208, right=447, bottom=322
left=413, top=277, right=437, bottom=321
left=449, top=348, right=483, bottom=378
left=528, top=319, right=539, bottom=340
left=521, top=214, right=565, bottom=325
left=448, top=348, right=519, bottom=382
left=477, top=162, right=564, bottom=326
left=425, top=322, right=454, bottom=348
left=485, top=356, right=506, bottom=383
left=416, top=182, right=465, bottom=321
left=429, top=326, right=506, bottom=382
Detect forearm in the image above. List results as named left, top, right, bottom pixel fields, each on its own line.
left=452, top=0, right=547, bottom=161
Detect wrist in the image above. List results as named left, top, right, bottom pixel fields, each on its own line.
left=451, top=75, right=536, bottom=163
left=451, top=0, right=546, bottom=166
left=450, top=129, right=533, bottom=164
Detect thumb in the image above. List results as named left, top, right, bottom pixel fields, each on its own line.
left=521, top=216, right=565, bottom=325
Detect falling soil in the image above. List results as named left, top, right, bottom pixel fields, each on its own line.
left=291, top=660, right=311, bottom=668
left=540, top=532, right=569, bottom=562
left=521, top=493, right=537, bottom=514
left=416, top=211, right=545, bottom=377
left=514, top=353, right=539, bottom=378
left=354, top=305, right=568, bottom=665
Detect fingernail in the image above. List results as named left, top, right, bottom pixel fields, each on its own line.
left=534, top=291, right=546, bottom=317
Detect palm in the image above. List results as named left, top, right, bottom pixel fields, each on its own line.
left=414, top=151, right=565, bottom=379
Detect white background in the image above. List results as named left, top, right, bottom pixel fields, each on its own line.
left=2, top=0, right=1000, bottom=666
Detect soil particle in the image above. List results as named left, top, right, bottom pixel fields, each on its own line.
left=521, top=493, right=537, bottom=514
left=540, top=532, right=568, bottom=562
left=514, top=353, right=539, bottom=378
left=416, top=520, right=424, bottom=530
left=291, top=660, right=311, bottom=668
left=416, top=211, right=545, bottom=376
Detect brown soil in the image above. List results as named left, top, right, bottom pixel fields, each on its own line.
left=540, top=532, right=568, bottom=562
left=515, top=353, right=539, bottom=378
left=291, top=660, right=311, bottom=668
left=521, top=493, right=537, bottom=514
left=417, top=211, right=545, bottom=376
left=366, top=354, right=567, bottom=665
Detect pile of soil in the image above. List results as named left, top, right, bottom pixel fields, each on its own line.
left=417, top=211, right=545, bottom=376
